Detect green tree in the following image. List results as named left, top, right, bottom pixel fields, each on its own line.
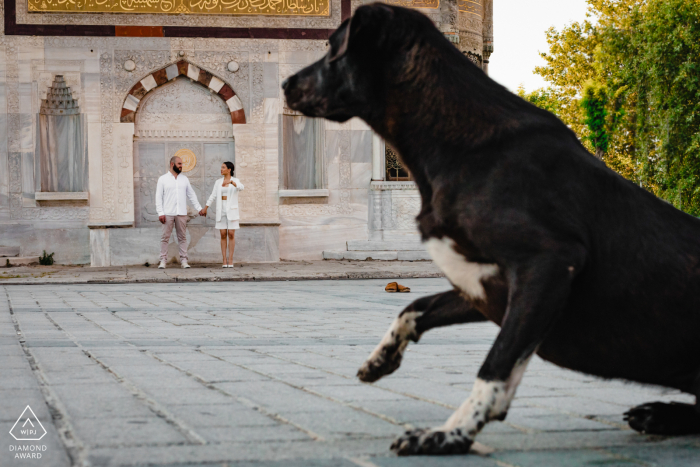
left=529, top=0, right=700, bottom=214
left=580, top=80, right=609, bottom=160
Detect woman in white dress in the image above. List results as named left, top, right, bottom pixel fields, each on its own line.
left=201, top=162, right=244, bottom=267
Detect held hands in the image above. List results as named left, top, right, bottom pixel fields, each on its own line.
left=199, top=207, right=208, bottom=217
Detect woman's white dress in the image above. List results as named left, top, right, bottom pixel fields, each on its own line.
left=206, top=177, right=244, bottom=230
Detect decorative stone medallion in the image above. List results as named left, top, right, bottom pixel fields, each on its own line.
left=174, top=148, right=197, bottom=172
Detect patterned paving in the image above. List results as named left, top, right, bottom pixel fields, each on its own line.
left=1, top=279, right=698, bottom=466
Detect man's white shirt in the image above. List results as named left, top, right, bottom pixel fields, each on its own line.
left=155, top=171, right=202, bottom=216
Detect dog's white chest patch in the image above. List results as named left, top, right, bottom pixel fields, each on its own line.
left=425, top=237, right=499, bottom=301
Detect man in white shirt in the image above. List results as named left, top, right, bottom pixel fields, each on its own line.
left=155, top=156, right=203, bottom=269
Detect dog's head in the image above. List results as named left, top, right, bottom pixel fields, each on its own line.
left=282, top=3, right=435, bottom=123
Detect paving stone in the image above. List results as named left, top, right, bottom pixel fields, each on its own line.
left=493, top=449, right=645, bottom=466
left=2, top=279, right=699, bottom=466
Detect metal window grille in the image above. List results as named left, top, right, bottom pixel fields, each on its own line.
left=385, top=145, right=411, bottom=181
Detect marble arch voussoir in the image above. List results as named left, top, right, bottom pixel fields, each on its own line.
left=120, top=60, right=246, bottom=125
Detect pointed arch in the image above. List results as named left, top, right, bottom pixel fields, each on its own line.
left=120, top=60, right=246, bottom=124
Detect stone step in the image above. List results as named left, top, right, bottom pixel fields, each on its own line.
left=346, top=240, right=424, bottom=251
left=323, top=250, right=432, bottom=261
left=0, top=246, right=20, bottom=257
left=3, top=256, right=40, bottom=266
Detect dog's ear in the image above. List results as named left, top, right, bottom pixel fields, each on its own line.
left=329, top=4, right=394, bottom=62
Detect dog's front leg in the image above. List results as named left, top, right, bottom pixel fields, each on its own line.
left=392, top=252, right=582, bottom=455
left=358, top=289, right=486, bottom=383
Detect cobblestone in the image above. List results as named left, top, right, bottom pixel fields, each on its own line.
left=1, top=279, right=699, bottom=466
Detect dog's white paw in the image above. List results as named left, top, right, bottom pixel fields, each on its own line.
left=357, top=341, right=405, bottom=382
left=391, top=427, right=473, bottom=456
left=357, top=311, right=419, bottom=383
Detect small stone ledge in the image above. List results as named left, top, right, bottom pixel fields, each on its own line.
left=370, top=181, right=417, bottom=191
left=279, top=189, right=330, bottom=198
left=88, top=222, right=134, bottom=229
left=3, top=256, right=40, bottom=266
left=35, top=192, right=89, bottom=206
left=239, top=220, right=281, bottom=227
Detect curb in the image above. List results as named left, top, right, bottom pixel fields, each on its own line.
left=0, top=271, right=445, bottom=286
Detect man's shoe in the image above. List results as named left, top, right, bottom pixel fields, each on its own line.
left=158, top=261, right=166, bottom=269
left=181, top=261, right=191, bottom=269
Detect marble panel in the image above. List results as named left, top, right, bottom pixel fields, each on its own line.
left=264, top=123, right=279, bottom=206
left=203, top=177, right=221, bottom=225
left=350, top=187, right=370, bottom=206
left=82, top=73, right=102, bottom=123
left=226, top=96, right=244, bottom=112
left=113, top=123, right=136, bottom=223
left=204, top=143, right=234, bottom=178
left=20, top=113, right=34, bottom=151
left=324, top=120, right=351, bottom=131
left=280, top=51, right=319, bottom=65
left=186, top=179, right=207, bottom=224
left=43, top=48, right=99, bottom=63
left=263, top=98, right=279, bottom=124
left=140, top=74, right=158, bottom=92
left=87, top=122, right=102, bottom=208
left=165, top=64, right=179, bottom=82
left=351, top=162, right=372, bottom=189
left=0, top=223, right=90, bottom=265
left=263, top=63, right=279, bottom=99
left=108, top=225, right=279, bottom=265
left=90, top=228, right=110, bottom=267
left=351, top=130, right=372, bottom=163
left=325, top=131, right=341, bottom=190
left=134, top=177, right=160, bottom=228
left=349, top=117, right=371, bottom=131
left=279, top=224, right=367, bottom=260
left=21, top=149, right=35, bottom=197
left=135, top=142, right=166, bottom=179
left=0, top=114, right=8, bottom=208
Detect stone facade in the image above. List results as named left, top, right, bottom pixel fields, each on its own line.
left=0, top=0, right=492, bottom=265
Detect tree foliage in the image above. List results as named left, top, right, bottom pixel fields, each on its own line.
left=580, top=80, right=609, bottom=159
left=525, top=0, right=700, bottom=214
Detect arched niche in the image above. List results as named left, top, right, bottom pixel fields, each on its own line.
left=120, top=60, right=246, bottom=124
left=132, top=76, right=236, bottom=228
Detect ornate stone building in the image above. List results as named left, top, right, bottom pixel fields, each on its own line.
left=0, top=0, right=493, bottom=265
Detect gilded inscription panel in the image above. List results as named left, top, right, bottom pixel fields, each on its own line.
left=382, top=0, right=438, bottom=9
left=28, top=0, right=330, bottom=16
left=458, top=0, right=481, bottom=16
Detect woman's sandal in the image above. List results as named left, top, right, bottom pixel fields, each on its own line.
left=385, top=282, right=410, bottom=293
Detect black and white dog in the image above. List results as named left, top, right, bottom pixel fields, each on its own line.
left=283, top=3, right=700, bottom=456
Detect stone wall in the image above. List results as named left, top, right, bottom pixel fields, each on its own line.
left=0, top=0, right=492, bottom=264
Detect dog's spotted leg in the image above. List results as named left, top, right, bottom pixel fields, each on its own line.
left=391, top=246, right=585, bottom=455
left=357, top=290, right=486, bottom=383
left=391, top=356, right=532, bottom=456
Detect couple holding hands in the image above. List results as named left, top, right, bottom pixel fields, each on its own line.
left=155, top=157, right=244, bottom=269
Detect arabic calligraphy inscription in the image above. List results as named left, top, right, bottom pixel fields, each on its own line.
left=28, top=0, right=330, bottom=16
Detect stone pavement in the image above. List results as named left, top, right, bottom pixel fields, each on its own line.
left=1, top=278, right=698, bottom=467
left=0, top=261, right=443, bottom=286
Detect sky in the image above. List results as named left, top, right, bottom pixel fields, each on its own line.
left=488, top=0, right=590, bottom=92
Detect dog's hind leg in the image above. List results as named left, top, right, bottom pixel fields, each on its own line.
left=625, top=372, right=700, bottom=435
left=624, top=401, right=700, bottom=435
left=357, top=289, right=486, bottom=383
left=391, top=251, right=583, bottom=455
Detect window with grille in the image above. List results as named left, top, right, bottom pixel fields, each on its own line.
left=385, top=145, right=411, bottom=181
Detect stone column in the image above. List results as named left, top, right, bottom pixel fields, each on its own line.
left=369, top=133, right=384, bottom=241
left=457, top=0, right=484, bottom=66
left=371, top=133, right=383, bottom=181
left=482, top=0, right=494, bottom=75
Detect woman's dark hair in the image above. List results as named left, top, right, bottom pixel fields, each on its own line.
left=223, top=161, right=235, bottom=176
